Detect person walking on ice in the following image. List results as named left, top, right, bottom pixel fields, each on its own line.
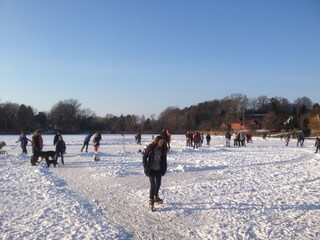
left=297, top=132, right=305, bottom=147
left=284, top=132, right=290, bottom=147
left=31, top=129, right=42, bottom=166
left=315, top=136, right=320, bottom=153
left=225, top=130, right=231, bottom=147
left=143, top=136, right=168, bottom=211
left=55, top=134, right=66, bottom=164
left=206, top=133, right=211, bottom=145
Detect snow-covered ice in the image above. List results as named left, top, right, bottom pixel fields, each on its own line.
left=0, top=134, right=319, bottom=239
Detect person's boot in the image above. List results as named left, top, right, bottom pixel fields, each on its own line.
left=149, top=198, right=154, bottom=211
left=154, top=195, right=163, bottom=204
left=30, top=156, right=36, bottom=166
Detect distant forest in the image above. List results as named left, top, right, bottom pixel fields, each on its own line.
left=1, top=93, right=320, bottom=136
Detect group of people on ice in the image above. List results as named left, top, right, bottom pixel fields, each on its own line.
left=232, top=131, right=253, bottom=147
left=27, top=129, right=66, bottom=166
left=228, top=130, right=253, bottom=147
left=185, top=131, right=211, bottom=149
left=13, top=129, right=92, bottom=166
left=136, top=129, right=172, bottom=150
left=28, top=130, right=103, bottom=165
left=10, top=129, right=320, bottom=165
left=80, top=131, right=102, bottom=155
left=185, top=130, right=254, bottom=148
left=282, top=131, right=306, bottom=147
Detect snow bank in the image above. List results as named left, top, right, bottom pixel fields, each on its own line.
left=0, top=152, right=129, bottom=239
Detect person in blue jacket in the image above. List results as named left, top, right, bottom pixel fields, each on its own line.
left=81, top=132, right=93, bottom=152
left=16, top=132, right=31, bottom=154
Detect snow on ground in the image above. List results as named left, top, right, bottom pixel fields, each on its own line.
left=0, top=134, right=319, bottom=240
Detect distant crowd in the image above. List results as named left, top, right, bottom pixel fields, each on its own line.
left=0, top=129, right=319, bottom=165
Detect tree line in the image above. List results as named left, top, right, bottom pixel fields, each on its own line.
left=0, top=94, right=319, bottom=136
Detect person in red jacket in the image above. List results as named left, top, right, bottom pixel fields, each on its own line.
left=31, top=129, right=42, bottom=166
left=93, top=132, right=102, bottom=153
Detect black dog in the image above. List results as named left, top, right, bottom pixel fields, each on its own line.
left=0, top=141, right=7, bottom=155
left=39, top=151, right=58, bottom=167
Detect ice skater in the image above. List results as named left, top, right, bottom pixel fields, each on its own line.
left=297, top=132, right=305, bottom=147
left=136, top=130, right=142, bottom=145
left=55, top=135, right=66, bottom=164
left=143, top=136, right=168, bottom=211
left=93, top=132, right=102, bottom=160
left=81, top=132, right=93, bottom=152
left=206, top=133, right=211, bottom=145
left=315, top=137, right=320, bottom=153
left=31, top=129, right=42, bottom=166
left=284, top=132, right=290, bottom=147
left=16, top=132, right=31, bottom=154
left=225, top=130, right=231, bottom=147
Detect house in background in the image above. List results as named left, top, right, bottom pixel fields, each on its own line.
left=231, top=118, right=245, bottom=131
left=231, top=118, right=259, bottom=131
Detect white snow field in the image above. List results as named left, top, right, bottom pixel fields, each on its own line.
left=0, top=134, right=319, bottom=240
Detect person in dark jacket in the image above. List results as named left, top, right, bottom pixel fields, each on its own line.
left=161, top=129, right=171, bottom=150
left=206, top=133, right=211, bottom=145
left=225, top=130, right=231, bottom=147
left=16, top=132, right=31, bottom=154
left=55, top=135, right=66, bottom=164
left=315, top=137, right=320, bottom=153
left=31, top=129, right=42, bottom=166
left=81, top=132, right=93, bottom=152
left=135, top=130, right=142, bottom=145
left=53, top=132, right=60, bottom=146
left=142, top=135, right=168, bottom=211
left=297, top=132, right=305, bottom=147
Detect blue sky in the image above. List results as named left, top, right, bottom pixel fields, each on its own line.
left=1, top=0, right=319, bottom=117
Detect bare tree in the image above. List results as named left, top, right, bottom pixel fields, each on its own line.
left=256, top=96, right=270, bottom=112
left=248, top=97, right=258, bottom=111
left=79, top=108, right=96, bottom=118
left=49, top=99, right=82, bottom=132
left=294, top=97, right=313, bottom=112
left=294, top=96, right=313, bottom=130
left=262, top=111, right=280, bottom=130
left=0, top=102, right=19, bottom=133
left=17, top=104, right=34, bottom=132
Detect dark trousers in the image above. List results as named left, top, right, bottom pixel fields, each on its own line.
left=81, top=142, right=89, bottom=152
left=316, top=146, right=320, bottom=153
left=165, top=140, right=170, bottom=150
left=22, top=143, right=28, bottom=154
left=57, top=151, right=64, bottom=164
left=31, top=149, right=40, bottom=165
left=148, top=170, right=162, bottom=199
